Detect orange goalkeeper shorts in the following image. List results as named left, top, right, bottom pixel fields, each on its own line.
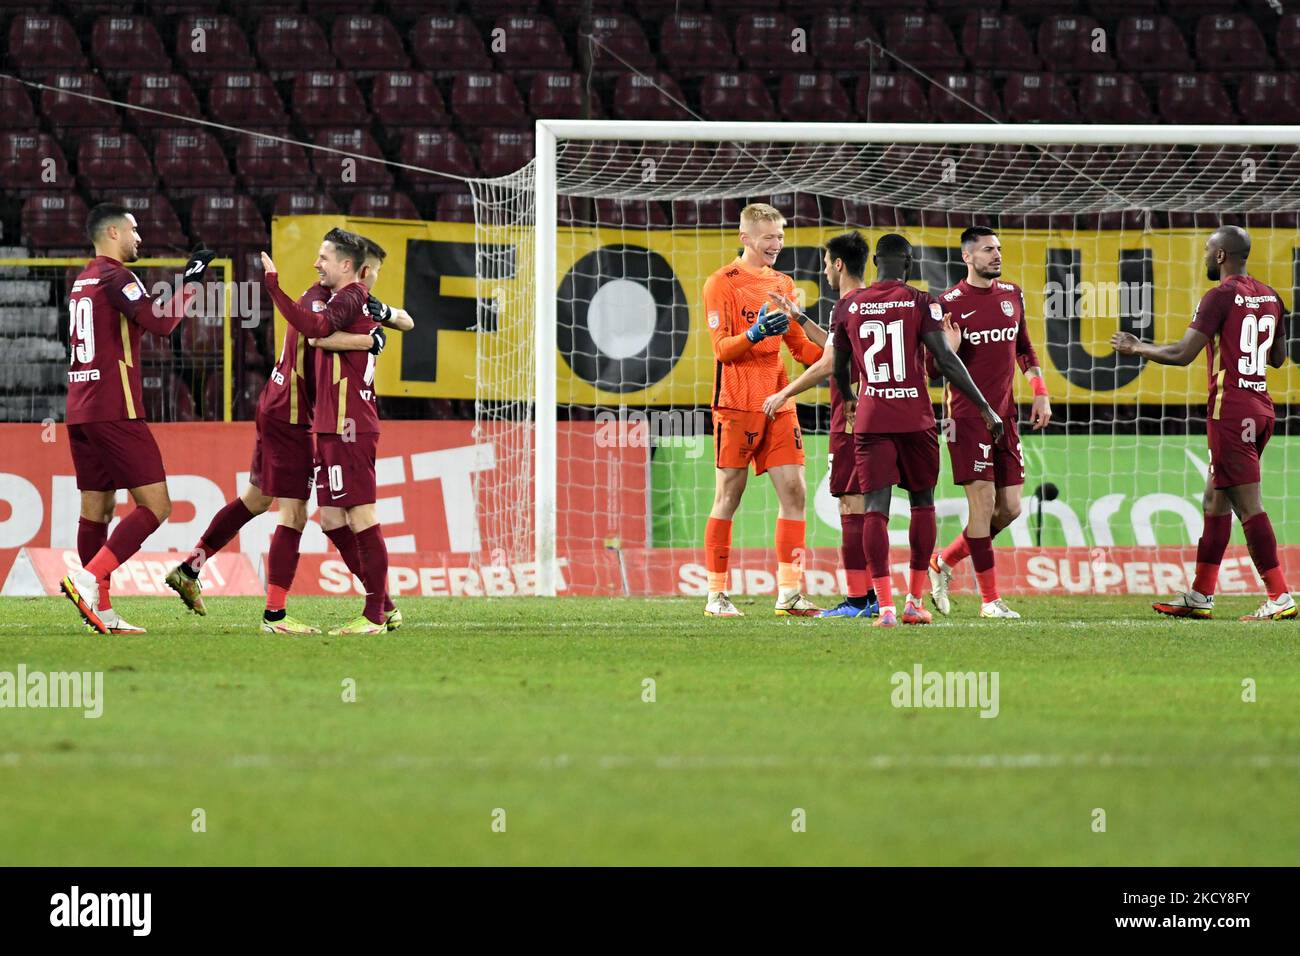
left=712, top=407, right=804, bottom=475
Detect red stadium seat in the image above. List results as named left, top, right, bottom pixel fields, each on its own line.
left=554, top=0, right=623, bottom=29
left=141, top=372, right=196, bottom=424
left=612, top=72, right=690, bottom=121
left=190, top=195, right=269, bottom=248
left=1279, top=14, right=1300, bottom=70
left=1004, top=0, right=1081, bottom=13
left=255, top=13, right=335, bottom=76
left=371, top=72, right=448, bottom=128
left=91, top=15, right=171, bottom=80
left=1238, top=73, right=1300, bottom=125
left=175, top=15, right=257, bottom=77
left=700, top=73, right=775, bottom=122
left=125, top=74, right=203, bottom=132
left=492, top=14, right=571, bottom=72
left=778, top=73, right=852, bottom=122
left=529, top=71, right=605, bottom=119
left=434, top=190, right=476, bottom=222
left=20, top=192, right=89, bottom=251
left=660, top=13, right=737, bottom=76
left=351, top=191, right=421, bottom=220
left=311, top=127, right=392, bottom=191
left=154, top=128, right=235, bottom=194
left=883, top=13, right=964, bottom=71
left=110, top=193, right=188, bottom=251
left=1089, top=0, right=1157, bottom=15
left=1157, top=73, right=1236, bottom=124
left=593, top=199, right=669, bottom=228
left=856, top=74, right=930, bottom=123
left=478, top=127, right=535, bottom=177
left=332, top=13, right=409, bottom=73
left=273, top=191, right=341, bottom=216
left=1003, top=73, right=1079, bottom=123
left=398, top=129, right=477, bottom=191
left=736, top=13, right=812, bottom=74
left=207, top=73, right=290, bottom=129
left=1116, top=15, right=1195, bottom=73
left=1078, top=74, right=1155, bottom=124
left=581, top=13, right=656, bottom=73
left=292, top=71, right=368, bottom=128
left=77, top=133, right=158, bottom=194
left=411, top=15, right=492, bottom=73
left=929, top=73, right=1001, bottom=124
left=40, top=73, right=120, bottom=140
left=1038, top=15, right=1115, bottom=73
left=756, top=192, right=820, bottom=228
left=1195, top=13, right=1271, bottom=72
left=812, top=13, right=879, bottom=69
left=235, top=134, right=316, bottom=195
left=388, top=0, right=462, bottom=21
left=1166, top=1, right=1240, bottom=17
left=6, top=14, right=87, bottom=76
left=450, top=72, right=527, bottom=127
left=962, top=12, right=1038, bottom=72
left=0, top=76, right=37, bottom=130
left=671, top=198, right=741, bottom=228
left=1, top=134, right=71, bottom=194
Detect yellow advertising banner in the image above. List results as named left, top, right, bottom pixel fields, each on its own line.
left=272, top=217, right=1300, bottom=404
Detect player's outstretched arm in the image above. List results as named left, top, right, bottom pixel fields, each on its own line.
left=1110, top=328, right=1207, bottom=367
left=1269, top=308, right=1289, bottom=368
left=923, top=328, right=1003, bottom=442
left=832, top=335, right=855, bottom=405
left=762, top=340, right=835, bottom=418
left=310, top=330, right=380, bottom=352
left=768, top=291, right=827, bottom=350
left=367, top=295, right=414, bottom=332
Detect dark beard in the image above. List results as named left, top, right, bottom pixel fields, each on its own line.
left=1207, top=264, right=1220, bottom=281
left=978, top=266, right=1001, bottom=279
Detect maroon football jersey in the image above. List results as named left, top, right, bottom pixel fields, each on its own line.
left=257, top=283, right=330, bottom=427
left=828, top=297, right=858, bottom=435
left=832, top=279, right=943, bottom=434
left=309, top=283, right=378, bottom=436
left=1190, top=274, right=1286, bottom=422
left=67, top=256, right=179, bottom=425
left=936, top=278, right=1039, bottom=418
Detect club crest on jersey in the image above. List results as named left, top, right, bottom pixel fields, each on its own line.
left=929, top=302, right=942, bottom=321
left=1000, top=300, right=1014, bottom=316
left=122, top=281, right=142, bottom=301
left=311, top=300, right=326, bottom=312
left=707, top=310, right=719, bottom=329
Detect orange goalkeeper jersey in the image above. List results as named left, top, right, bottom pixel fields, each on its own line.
left=704, top=257, right=823, bottom=412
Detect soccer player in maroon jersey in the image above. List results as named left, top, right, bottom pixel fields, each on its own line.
left=833, top=233, right=1002, bottom=627
left=60, top=203, right=213, bottom=633
left=1112, top=225, right=1294, bottom=622
left=261, top=229, right=392, bottom=635
left=762, top=231, right=879, bottom=618
left=927, top=227, right=1053, bottom=619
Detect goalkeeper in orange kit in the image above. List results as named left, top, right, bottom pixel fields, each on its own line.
left=702, top=203, right=828, bottom=617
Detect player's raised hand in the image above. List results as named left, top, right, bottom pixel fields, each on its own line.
left=767, top=291, right=802, bottom=323
left=1030, top=394, right=1052, bottom=431
left=745, top=303, right=789, bottom=343
left=762, top=390, right=787, bottom=419
left=942, top=312, right=961, bottom=352
left=1110, top=330, right=1140, bottom=355
left=366, top=294, right=392, bottom=324
left=259, top=251, right=277, bottom=276
left=368, top=325, right=387, bottom=355
left=183, top=247, right=216, bottom=285
left=980, top=405, right=1005, bottom=443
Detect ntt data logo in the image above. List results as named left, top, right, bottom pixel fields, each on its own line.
left=50, top=886, right=151, bottom=936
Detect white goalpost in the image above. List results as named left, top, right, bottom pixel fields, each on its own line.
left=474, top=121, right=1300, bottom=597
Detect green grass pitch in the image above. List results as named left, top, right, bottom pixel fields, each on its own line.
left=1, top=593, right=1297, bottom=865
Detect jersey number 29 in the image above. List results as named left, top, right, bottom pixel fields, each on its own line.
left=68, top=297, right=95, bottom=364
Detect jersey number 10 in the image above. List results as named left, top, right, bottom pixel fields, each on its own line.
left=858, top=318, right=906, bottom=384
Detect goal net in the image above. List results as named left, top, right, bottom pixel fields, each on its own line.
left=473, top=122, right=1300, bottom=598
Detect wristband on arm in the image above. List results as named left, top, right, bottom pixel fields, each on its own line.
left=1028, top=374, right=1049, bottom=398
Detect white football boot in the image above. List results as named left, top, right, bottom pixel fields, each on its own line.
left=979, top=598, right=1021, bottom=619
left=704, top=592, right=744, bottom=617
left=1153, top=589, right=1214, bottom=619
left=98, top=608, right=146, bottom=634
left=928, top=556, right=953, bottom=616
left=1240, top=593, right=1297, bottom=622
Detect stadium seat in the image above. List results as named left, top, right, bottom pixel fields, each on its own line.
left=40, top=73, right=121, bottom=144
left=0, top=76, right=37, bottom=130
left=410, top=14, right=492, bottom=73
left=671, top=198, right=741, bottom=228
left=529, top=71, right=604, bottom=119
left=1166, top=0, right=1241, bottom=17
left=311, top=127, right=392, bottom=191
left=1078, top=74, right=1155, bottom=124
left=883, top=13, right=964, bottom=71
left=1089, top=0, right=1157, bottom=16
left=611, top=72, right=691, bottom=121
left=1003, top=73, right=1079, bottom=123
left=1238, top=73, right=1300, bottom=125
left=371, top=72, right=448, bottom=129
left=111, top=193, right=189, bottom=252
left=1157, top=73, right=1236, bottom=124
left=1, top=133, right=71, bottom=193
left=235, top=134, right=316, bottom=195
left=856, top=74, right=931, bottom=123
left=351, top=191, right=421, bottom=220
left=1116, top=15, right=1195, bottom=73
left=1195, top=13, right=1271, bottom=72
left=154, top=128, right=235, bottom=194
left=273, top=191, right=341, bottom=217
left=387, top=0, right=462, bottom=22
left=735, top=13, right=812, bottom=74
left=811, top=12, right=879, bottom=69
left=190, top=194, right=269, bottom=248
left=755, top=193, right=821, bottom=228
left=140, top=372, right=196, bottom=424
left=450, top=73, right=528, bottom=127
left=207, top=72, right=290, bottom=129
left=492, top=14, right=571, bottom=72
left=929, top=73, right=1001, bottom=124
left=292, top=71, right=368, bottom=128
left=660, top=13, right=737, bottom=76
left=579, top=13, right=656, bottom=73
left=554, top=0, right=624, bottom=29
left=1279, top=14, right=1300, bottom=69
left=125, top=74, right=203, bottom=132
left=434, top=189, right=476, bottom=222
left=1038, top=15, right=1115, bottom=73
left=255, top=13, right=335, bottom=76
left=398, top=129, right=477, bottom=191
left=478, top=128, right=535, bottom=177
left=5, top=14, right=87, bottom=76
left=962, top=12, right=1039, bottom=72
left=332, top=13, right=409, bottom=74
left=20, top=192, right=89, bottom=251
left=90, top=15, right=172, bottom=80
left=700, top=73, right=776, bottom=122
left=77, top=133, right=159, bottom=194
left=174, top=15, right=257, bottom=77
left=1004, top=0, right=1081, bottom=13
left=778, top=73, right=852, bottom=122
left=593, top=199, right=669, bottom=228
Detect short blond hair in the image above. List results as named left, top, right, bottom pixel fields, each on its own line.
left=740, top=203, right=786, bottom=228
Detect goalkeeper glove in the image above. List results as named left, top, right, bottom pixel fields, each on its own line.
left=183, top=247, right=216, bottom=285
left=367, top=294, right=392, bottom=325
left=369, top=325, right=387, bottom=355
left=744, top=303, right=789, bottom=343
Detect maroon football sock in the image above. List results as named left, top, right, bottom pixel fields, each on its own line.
left=186, top=499, right=255, bottom=573
left=265, top=526, right=302, bottom=613
left=85, top=508, right=159, bottom=580
left=908, top=505, right=937, bottom=599
left=840, top=512, right=868, bottom=598
left=1242, top=512, right=1289, bottom=601
left=78, top=516, right=111, bottom=609
left=1192, top=512, right=1232, bottom=596
left=356, top=524, right=389, bottom=625
left=326, top=524, right=394, bottom=613
left=863, top=510, right=892, bottom=610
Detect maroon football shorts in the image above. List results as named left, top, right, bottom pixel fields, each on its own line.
left=249, top=412, right=315, bottom=501
left=828, top=428, right=862, bottom=497
left=314, top=431, right=379, bottom=507
left=68, top=419, right=166, bottom=492
left=1207, top=414, right=1273, bottom=490
left=854, top=426, right=939, bottom=493
left=945, top=416, right=1025, bottom=487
